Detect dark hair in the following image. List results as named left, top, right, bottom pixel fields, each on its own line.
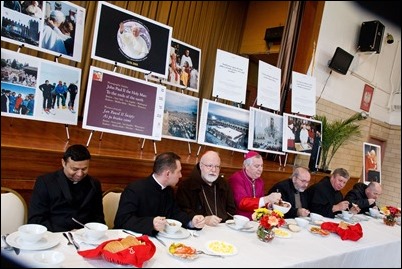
left=63, top=144, right=91, bottom=162
left=153, top=152, right=181, bottom=175
left=332, top=168, right=350, bottom=179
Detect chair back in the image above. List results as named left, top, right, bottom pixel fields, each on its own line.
left=102, top=188, right=123, bottom=229
left=1, top=187, right=28, bottom=234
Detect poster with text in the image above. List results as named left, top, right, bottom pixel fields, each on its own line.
left=363, top=142, right=381, bottom=184
left=162, top=90, right=199, bottom=142
left=212, top=49, right=249, bottom=103
left=248, top=108, right=284, bottom=154
left=1, top=48, right=81, bottom=125
left=291, top=71, right=316, bottom=116
left=257, top=61, right=281, bottom=111
left=146, top=39, right=201, bottom=93
left=198, top=99, right=249, bottom=153
left=282, top=113, right=322, bottom=156
left=91, top=1, right=172, bottom=78
left=1, top=1, right=85, bottom=62
left=82, top=66, right=166, bottom=140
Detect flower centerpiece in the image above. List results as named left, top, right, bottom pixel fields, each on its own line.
left=381, top=206, right=401, bottom=226
left=252, top=208, right=286, bottom=242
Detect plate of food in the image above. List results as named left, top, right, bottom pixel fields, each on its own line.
left=168, top=243, right=198, bottom=260
left=273, top=228, right=292, bottom=238
left=205, top=240, right=237, bottom=256
left=309, top=226, right=330, bottom=237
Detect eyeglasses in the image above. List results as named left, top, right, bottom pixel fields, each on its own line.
left=296, top=176, right=310, bottom=184
left=201, top=162, right=220, bottom=170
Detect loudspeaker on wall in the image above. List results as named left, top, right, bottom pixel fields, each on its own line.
left=357, top=20, right=384, bottom=54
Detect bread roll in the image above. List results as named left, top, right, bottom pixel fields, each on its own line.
left=121, top=236, right=141, bottom=247
left=103, top=241, right=126, bottom=253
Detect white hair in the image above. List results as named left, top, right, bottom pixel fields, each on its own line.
left=50, top=10, right=65, bottom=24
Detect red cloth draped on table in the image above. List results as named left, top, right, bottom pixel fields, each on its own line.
left=78, top=235, right=156, bottom=268
left=321, top=222, right=363, bottom=241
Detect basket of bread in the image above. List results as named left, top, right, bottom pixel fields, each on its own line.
left=78, top=235, right=156, bottom=267
left=320, top=221, right=363, bottom=241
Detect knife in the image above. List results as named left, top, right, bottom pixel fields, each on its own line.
left=67, top=232, right=80, bottom=250
left=154, top=235, right=166, bottom=247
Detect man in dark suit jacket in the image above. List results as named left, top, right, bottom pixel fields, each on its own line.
left=28, top=144, right=105, bottom=232
left=267, top=166, right=311, bottom=218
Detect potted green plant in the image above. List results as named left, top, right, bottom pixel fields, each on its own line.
left=314, top=112, right=364, bottom=173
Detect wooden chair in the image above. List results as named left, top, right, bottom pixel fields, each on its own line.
left=102, top=187, right=124, bottom=229
left=1, top=187, right=28, bottom=234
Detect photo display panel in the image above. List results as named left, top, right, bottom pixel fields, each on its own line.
left=82, top=66, right=166, bottom=140
left=1, top=1, right=85, bottom=62
left=198, top=99, right=249, bottom=153
left=1, top=48, right=81, bottom=125
left=91, top=1, right=172, bottom=78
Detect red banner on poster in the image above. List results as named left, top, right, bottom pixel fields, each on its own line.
left=360, top=84, right=374, bottom=112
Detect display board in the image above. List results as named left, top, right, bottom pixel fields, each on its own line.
left=82, top=66, right=166, bottom=140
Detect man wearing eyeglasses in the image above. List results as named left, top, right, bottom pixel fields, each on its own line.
left=176, top=151, right=236, bottom=226
left=267, top=166, right=311, bottom=218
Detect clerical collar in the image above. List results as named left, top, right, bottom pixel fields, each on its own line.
left=152, top=174, right=166, bottom=190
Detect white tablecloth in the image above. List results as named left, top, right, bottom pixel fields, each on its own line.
left=2, top=216, right=400, bottom=268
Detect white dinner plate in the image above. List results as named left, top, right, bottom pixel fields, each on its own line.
left=158, top=227, right=191, bottom=239
left=273, top=228, right=292, bottom=238
left=74, top=228, right=110, bottom=245
left=205, top=240, right=237, bottom=256
left=225, top=220, right=257, bottom=232
left=6, top=231, right=60, bottom=250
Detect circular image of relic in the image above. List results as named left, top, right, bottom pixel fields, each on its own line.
left=117, top=20, right=151, bottom=60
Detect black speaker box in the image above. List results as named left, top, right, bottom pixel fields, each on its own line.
left=264, top=26, right=284, bottom=43
left=357, top=20, right=384, bottom=53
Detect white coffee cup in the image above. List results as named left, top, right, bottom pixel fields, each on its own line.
left=369, top=208, right=380, bottom=217
left=233, top=215, right=249, bottom=229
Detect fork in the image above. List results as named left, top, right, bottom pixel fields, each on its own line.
left=196, top=250, right=224, bottom=258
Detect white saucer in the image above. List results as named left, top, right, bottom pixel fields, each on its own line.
left=6, top=231, right=60, bottom=250
left=225, top=220, right=257, bottom=232
left=158, top=227, right=191, bottom=239
left=74, top=228, right=109, bottom=245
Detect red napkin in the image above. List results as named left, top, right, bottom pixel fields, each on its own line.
left=321, top=222, right=363, bottom=241
left=78, top=235, right=156, bottom=268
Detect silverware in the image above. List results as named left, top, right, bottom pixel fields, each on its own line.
left=72, top=217, right=91, bottom=230
left=67, top=232, right=80, bottom=250
left=63, top=232, right=73, bottom=245
left=154, top=235, right=166, bottom=247
left=196, top=250, right=224, bottom=258
left=2, top=234, right=20, bottom=255
left=226, top=212, right=234, bottom=218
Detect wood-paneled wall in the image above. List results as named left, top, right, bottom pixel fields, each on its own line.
left=1, top=117, right=358, bottom=206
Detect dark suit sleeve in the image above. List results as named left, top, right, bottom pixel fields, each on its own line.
left=28, top=177, right=53, bottom=230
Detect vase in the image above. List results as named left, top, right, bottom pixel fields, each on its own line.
left=256, top=225, right=275, bottom=242
left=383, top=218, right=396, bottom=226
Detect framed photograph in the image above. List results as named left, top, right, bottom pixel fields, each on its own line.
left=82, top=66, right=166, bottom=140
left=1, top=1, right=86, bottom=62
left=360, top=84, right=374, bottom=112
left=162, top=90, right=199, bottom=142
left=1, top=48, right=81, bottom=125
left=198, top=99, right=249, bottom=153
left=248, top=108, right=284, bottom=154
left=146, top=39, right=201, bottom=93
left=91, top=1, right=172, bottom=78
left=282, top=113, right=322, bottom=156
left=363, top=142, right=381, bottom=184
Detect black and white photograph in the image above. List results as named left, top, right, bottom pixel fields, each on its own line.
left=146, top=38, right=201, bottom=93
left=198, top=99, right=249, bottom=153
left=248, top=108, right=284, bottom=154
left=162, top=90, right=199, bottom=142
left=91, top=1, right=172, bottom=77
left=1, top=1, right=86, bottom=62
left=282, top=113, right=322, bottom=156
